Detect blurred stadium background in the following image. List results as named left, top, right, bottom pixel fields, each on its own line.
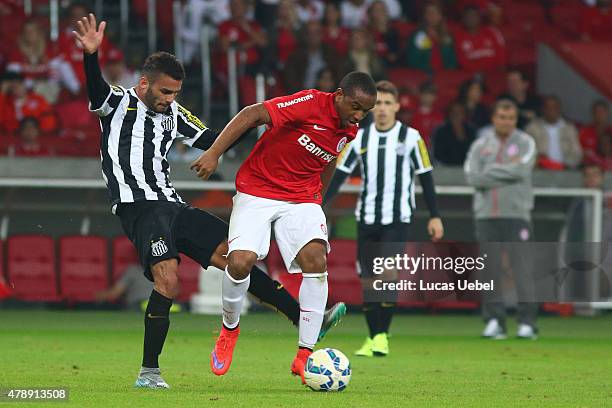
left=0, top=0, right=611, bottom=315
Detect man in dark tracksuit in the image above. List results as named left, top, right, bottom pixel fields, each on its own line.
left=464, top=99, right=538, bottom=339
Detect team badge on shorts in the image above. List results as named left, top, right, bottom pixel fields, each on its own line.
left=336, top=137, right=348, bottom=153
left=151, top=238, right=169, bottom=257
left=321, top=223, right=328, bottom=236
left=161, top=115, right=175, bottom=131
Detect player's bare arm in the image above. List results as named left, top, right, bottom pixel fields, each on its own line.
left=320, top=159, right=337, bottom=200
left=72, top=13, right=106, bottom=55
left=190, top=103, right=271, bottom=180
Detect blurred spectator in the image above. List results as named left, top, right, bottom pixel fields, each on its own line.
left=14, top=117, right=51, bottom=157
left=283, top=21, right=347, bottom=93
left=315, top=67, right=337, bottom=92
left=406, top=2, right=457, bottom=72
left=368, top=0, right=401, bottom=67
left=322, top=2, right=351, bottom=55
left=432, top=100, right=477, bottom=166
left=579, top=0, right=612, bottom=42
left=525, top=96, right=582, bottom=170
left=458, top=78, right=490, bottom=129
left=341, top=0, right=371, bottom=29
left=497, top=69, right=539, bottom=129
left=410, top=81, right=444, bottom=146
left=586, top=129, right=612, bottom=170
left=580, top=100, right=612, bottom=167
left=295, top=0, right=324, bottom=24
left=347, top=28, right=385, bottom=80
left=55, top=2, right=109, bottom=96
left=217, top=0, right=268, bottom=77
left=5, top=19, right=70, bottom=102
left=102, top=49, right=140, bottom=89
left=271, top=0, right=300, bottom=68
left=0, top=71, right=57, bottom=135
left=95, top=264, right=153, bottom=310
left=180, top=0, right=231, bottom=64
left=454, top=6, right=506, bottom=73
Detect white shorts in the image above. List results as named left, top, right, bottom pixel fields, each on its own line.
left=227, top=192, right=330, bottom=274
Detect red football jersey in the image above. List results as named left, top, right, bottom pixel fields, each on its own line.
left=236, top=89, right=358, bottom=204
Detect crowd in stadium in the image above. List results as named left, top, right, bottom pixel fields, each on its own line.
left=0, top=0, right=610, bottom=173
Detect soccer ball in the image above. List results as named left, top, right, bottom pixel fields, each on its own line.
left=304, top=348, right=351, bottom=392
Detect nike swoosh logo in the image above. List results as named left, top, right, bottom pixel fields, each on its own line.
left=313, top=125, right=327, bottom=131
left=212, top=352, right=225, bottom=370
left=147, top=313, right=166, bottom=319
left=300, top=308, right=314, bottom=313
left=228, top=236, right=240, bottom=245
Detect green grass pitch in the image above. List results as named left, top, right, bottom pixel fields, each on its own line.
left=1, top=310, right=611, bottom=407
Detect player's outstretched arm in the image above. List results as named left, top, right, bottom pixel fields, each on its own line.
left=190, top=103, right=271, bottom=180
left=73, top=13, right=111, bottom=111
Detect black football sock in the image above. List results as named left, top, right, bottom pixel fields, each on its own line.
left=142, top=290, right=172, bottom=369
left=363, top=302, right=381, bottom=339
left=378, top=302, right=396, bottom=335
left=248, top=265, right=300, bottom=327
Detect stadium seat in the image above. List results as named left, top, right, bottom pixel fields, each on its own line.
left=433, top=70, right=474, bottom=111
left=387, top=68, right=429, bottom=94
left=0, top=239, right=4, bottom=281
left=111, top=236, right=139, bottom=283
left=176, top=255, right=202, bottom=303
left=327, top=240, right=361, bottom=306
left=7, top=235, right=60, bottom=301
left=59, top=236, right=109, bottom=302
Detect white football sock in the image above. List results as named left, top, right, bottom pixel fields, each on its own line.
left=222, top=267, right=250, bottom=329
left=298, top=272, right=328, bottom=349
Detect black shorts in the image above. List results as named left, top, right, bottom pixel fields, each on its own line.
left=117, top=201, right=228, bottom=281
left=357, top=222, right=414, bottom=278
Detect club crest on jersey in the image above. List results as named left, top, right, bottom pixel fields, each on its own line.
left=151, top=238, right=169, bottom=257
left=336, top=137, right=348, bottom=153
left=161, top=115, right=175, bottom=131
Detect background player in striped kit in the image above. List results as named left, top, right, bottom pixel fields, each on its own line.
left=325, top=80, right=444, bottom=357
left=74, top=13, right=345, bottom=389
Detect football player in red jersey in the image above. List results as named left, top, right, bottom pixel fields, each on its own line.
left=191, top=72, right=377, bottom=381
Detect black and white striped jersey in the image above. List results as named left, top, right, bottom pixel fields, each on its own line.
left=336, top=121, right=433, bottom=225
left=90, top=85, right=211, bottom=209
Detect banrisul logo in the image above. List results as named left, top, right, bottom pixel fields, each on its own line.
left=298, top=134, right=336, bottom=163
left=151, top=238, right=169, bottom=257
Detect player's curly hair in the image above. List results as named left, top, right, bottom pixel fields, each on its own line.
left=142, top=51, right=185, bottom=83
left=339, top=71, right=377, bottom=98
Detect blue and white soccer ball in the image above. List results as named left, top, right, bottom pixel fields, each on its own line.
left=304, top=348, right=351, bottom=392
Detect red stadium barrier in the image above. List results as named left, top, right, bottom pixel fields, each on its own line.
left=59, top=236, right=109, bottom=302
left=7, top=235, right=60, bottom=301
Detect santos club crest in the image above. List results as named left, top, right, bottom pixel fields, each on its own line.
left=161, top=115, right=175, bottom=131
left=151, top=238, right=169, bottom=257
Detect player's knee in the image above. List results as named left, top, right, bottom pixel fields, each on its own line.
left=298, top=241, right=327, bottom=273
left=152, top=259, right=180, bottom=298
left=227, top=252, right=256, bottom=281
